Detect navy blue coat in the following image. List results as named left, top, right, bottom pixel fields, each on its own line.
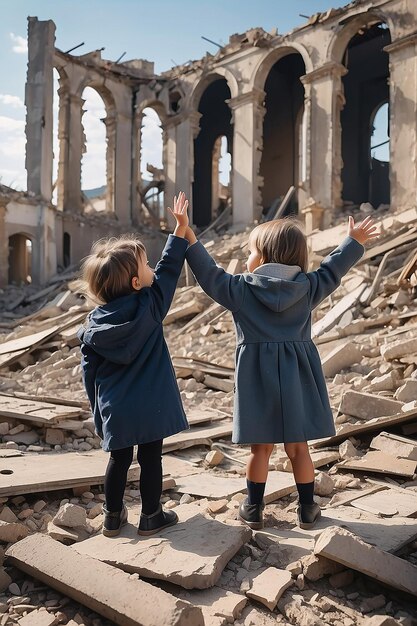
left=78, top=235, right=189, bottom=451
left=185, top=236, right=364, bottom=444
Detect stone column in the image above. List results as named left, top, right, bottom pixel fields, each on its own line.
left=301, top=62, right=347, bottom=228
left=385, top=34, right=417, bottom=212
left=228, top=89, right=265, bottom=226
left=104, top=111, right=116, bottom=215
left=175, top=111, right=201, bottom=224
left=25, top=17, right=55, bottom=202
left=114, top=110, right=133, bottom=224
left=62, top=93, right=84, bottom=213
left=0, top=203, right=7, bottom=286
left=162, top=117, right=177, bottom=220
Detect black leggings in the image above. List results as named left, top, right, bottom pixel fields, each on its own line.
left=104, top=440, right=163, bottom=515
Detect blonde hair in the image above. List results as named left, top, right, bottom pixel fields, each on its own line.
left=79, top=235, right=147, bottom=304
left=250, top=218, right=308, bottom=272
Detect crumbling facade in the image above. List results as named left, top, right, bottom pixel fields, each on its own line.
left=2, top=0, right=417, bottom=285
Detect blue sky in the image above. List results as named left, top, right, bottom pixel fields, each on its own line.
left=2, top=0, right=386, bottom=192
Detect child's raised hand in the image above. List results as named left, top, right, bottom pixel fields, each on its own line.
left=348, top=215, right=378, bottom=245
left=168, top=192, right=189, bottom=229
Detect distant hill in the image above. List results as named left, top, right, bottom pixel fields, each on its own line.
left=83, top=185, right=106, bottom=199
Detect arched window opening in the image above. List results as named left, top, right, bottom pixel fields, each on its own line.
left=193, top=78, right=233, bottom=227
left=63, top=232, right=71, bottom=268
left=139, top=107, right=164, bottom=225
left=259, top=53, right=306, bottom=218
left=81, top=87, right=107, bottom=212
left=341, top=22, right=391, bottom=208
left=8, top=234, right=32, bottom=284
left=212, top=135, right=231, bottom=219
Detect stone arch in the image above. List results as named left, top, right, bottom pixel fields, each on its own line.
left=327, top=10, right=394, bottom=64
left=252, top=43, right=313, bottom=92
left=8, top=232, right=33, bottom=284
left=191, top=76, right=234, bottom=227
left=189, top=68, right=239, bottom=112
left=254, top=47, right=308, bottom=215
left=136, top=101, right=167, bottom=226
left=78, top=80, right=117, bottom=213
left=335, top=14, right=392, bottom=207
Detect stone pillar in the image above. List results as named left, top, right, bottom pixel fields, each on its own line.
left=301, top=62, right=347, bottom=228
left=162, top=118, right=177, bottom=220
left=228, top=89, right=265, bottom=226
left=104, top=111, right=116, bottom=215
left=0, top=203, right=7, bottom=287
left=385, top=34, right=417, bottom=212
left=62, top=94, right=84, bottom=213
left=25, top=17, right=55, bottom=202
left=114, top=110, right=133, bottom=224
left=36, top=204, right=57, bottom=284
left=175, top=111, right=201, bottom=224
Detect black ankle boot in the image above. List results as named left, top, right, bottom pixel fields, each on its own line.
left=296, top=502, right=321, bottom=530
left=102, top=503, right=128, bottom=537
left=238, top=498, right=265, bottom=530
left=138, top=504, right=178, bottom=536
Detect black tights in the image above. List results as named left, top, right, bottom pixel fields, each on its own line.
left=104, top=440, right=163, bottom=515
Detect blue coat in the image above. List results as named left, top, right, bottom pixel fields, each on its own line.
left=185, top=236, right=364, bottom=444
left=78, top=235, right=189, bottom=452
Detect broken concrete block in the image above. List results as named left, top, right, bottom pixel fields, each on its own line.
left=179, top=587, right=247, bottom=624
left=367, top=371, right=399, bottom=392
left=314, top=526, right=417, bottom=596
left=18, top=607, right=58, bottom=626
left=45, top=428, right=65, bottom=446
left=339, top=391, right=403, bottom=420
left=395, top=379, right=417, bottom=403
left=205, top=450, right=224, bottom=467
left=0, top=506, right=18, bottom=523
left=6, top=534, right=204, bottom=626
left=3, top=431, right=39, bottom=446
left=246, top=567, right=292, bottom=611
left=206, top=500, right=228, bottom=515
left=381, top=338, right=417, bottom=361
left=321, top=341, right=361, bottom=378
left=370, top=431, right=417, bottom=461
left=53, top=503, right=87, bottom=529
left=0, top=521, right=28, bottom=544
left=339, top=440, right=361, bottom=460
left=314, top=472, right=334, bottom=497
left=74, top=504, right=252, bottom=589
left=301, top=553, right=344, bottom=581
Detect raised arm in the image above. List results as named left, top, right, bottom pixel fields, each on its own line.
left=150, top=192, right=189, bottom=321
left=307, top=216, right=377, bottom=309
left=185, top=239, right=245, bottom=312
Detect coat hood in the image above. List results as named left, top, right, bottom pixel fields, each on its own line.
left=77, top=291, right=152, bottom=365
left=243, top=263, right=309, bottom=312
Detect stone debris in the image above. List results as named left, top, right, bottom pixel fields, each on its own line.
left=246, top=567, right=293, bottom=610
left=1, top=169, right=417, bottom=625
left=314, top=526, right=417, bottom=596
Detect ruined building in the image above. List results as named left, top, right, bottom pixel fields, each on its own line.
left=1, top=0, right=416, bottom=285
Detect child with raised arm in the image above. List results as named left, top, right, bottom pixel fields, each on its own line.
left=184, top=215, right=377, bottom=529
left=78, top=192, right=190, bottom=537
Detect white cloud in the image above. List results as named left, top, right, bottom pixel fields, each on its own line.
left=0, top=115, right=25, bottom=132
left=10, top=33, right=28, bottom=54
left=0, top=94, right=24, bottom=108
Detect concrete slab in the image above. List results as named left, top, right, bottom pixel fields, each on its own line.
left=351, top=488, right=417, bottom=518
left=314, top=526, right=417, bottom=596
left=254, top=505, right=417, bottom=556
left=178, top=587, right=247, bottom=624
left=175, top=474, right=246, bottom=499
left=73, top=504, right=252, bottom=589
left=6, top=534, right=204, bottom=626
left=246, top=567, right=293, bottom=610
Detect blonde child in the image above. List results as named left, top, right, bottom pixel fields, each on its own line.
left=184, top=215, right=377, bottom=529
left=78, top=192, right=190, bottom=537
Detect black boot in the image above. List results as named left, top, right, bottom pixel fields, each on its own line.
left=238, top=498, right=265, bottom=530
left=102, top=503, right=128, bottom=537
left=138, top=504, right=178, bottom=536
left=296, top=502, right=321, bottom=530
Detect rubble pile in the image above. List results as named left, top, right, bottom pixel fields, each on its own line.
left=0, top=207, right=416, bottom=626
